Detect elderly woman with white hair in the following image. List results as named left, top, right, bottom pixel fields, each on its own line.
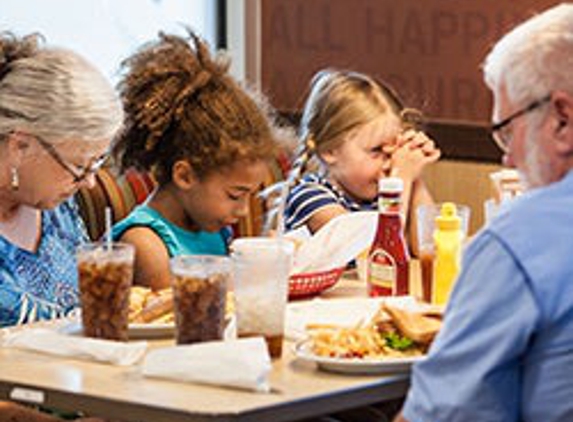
left=0, top=32, right=123, bottom=421
left=0, top=32, right=123, bottom=328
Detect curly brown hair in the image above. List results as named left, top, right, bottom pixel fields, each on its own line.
left=113, top=31, right=277, bottom=185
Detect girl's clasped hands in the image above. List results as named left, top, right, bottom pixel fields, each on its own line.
left=384, top=129, right=441, bottom=183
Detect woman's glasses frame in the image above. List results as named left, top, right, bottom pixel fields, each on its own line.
left=34, top=134, right=108, bottom=183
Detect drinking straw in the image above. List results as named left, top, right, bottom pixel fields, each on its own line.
left=274, top=181, right=289, bottom=238
left=104, top=206, right=112, bottom=251
left=275, top=160, right=304, bottom=238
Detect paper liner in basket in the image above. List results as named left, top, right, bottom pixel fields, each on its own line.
left=287, top=211, right=377, bottom=275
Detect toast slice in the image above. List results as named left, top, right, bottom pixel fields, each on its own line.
left=382, top=303, right=442, bottom=345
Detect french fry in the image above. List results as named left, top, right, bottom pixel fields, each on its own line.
left=305, top=302, right=440, bottom=359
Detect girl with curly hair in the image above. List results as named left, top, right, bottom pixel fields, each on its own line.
left=111, top=31, right=278, bottom=290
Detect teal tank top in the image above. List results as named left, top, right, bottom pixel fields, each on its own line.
left=111, top=205, right=230, bottom=257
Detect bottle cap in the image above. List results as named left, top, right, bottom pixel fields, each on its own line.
left=378, top=177, right=404, bottom=193
left=436, top=202, right=461, bottom=231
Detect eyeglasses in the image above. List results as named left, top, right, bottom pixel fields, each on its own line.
left=34, top=135, right=109, bottom=183
left=490, top=94, right=551, bottom=153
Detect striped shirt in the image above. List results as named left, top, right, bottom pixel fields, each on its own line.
left=284, top=173, right=377, bottom=231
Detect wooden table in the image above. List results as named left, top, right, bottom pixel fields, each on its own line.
left=0, top=274, right=418, bottom=422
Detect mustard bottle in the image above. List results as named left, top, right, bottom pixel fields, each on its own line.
left=432, top=202, right=462, bottom=305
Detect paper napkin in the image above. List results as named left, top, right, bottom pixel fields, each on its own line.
left=0, top=328, right=147, bottom=366
left=288, top=211, right=377, bottom=274
left=142, top=337, right=271, bottom=392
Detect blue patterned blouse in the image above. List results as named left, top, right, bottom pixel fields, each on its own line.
left=0, top=199, right=87, bottom=327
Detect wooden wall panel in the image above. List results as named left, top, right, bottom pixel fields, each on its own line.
left=259, top=0, right=561, bottom=123
left=423, top=160, right=502, bottom=234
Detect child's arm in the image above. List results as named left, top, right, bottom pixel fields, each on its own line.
left=119, top=227, right=172, bottom=291
left=304, top=204, right=348, bottom=234
left=390, top=130, right=440, bottom=254
left=407, top=179, right=434, bottom=256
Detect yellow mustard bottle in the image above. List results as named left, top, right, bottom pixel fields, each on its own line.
left=432, top=202, right=462, bottom=306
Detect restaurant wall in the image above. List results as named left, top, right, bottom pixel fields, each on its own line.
left=255, top=0, right=561, bottom=123
left=240, top=0, right=560, bottom=227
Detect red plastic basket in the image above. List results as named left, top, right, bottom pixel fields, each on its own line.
left=288, top=267, right=346, bottom=299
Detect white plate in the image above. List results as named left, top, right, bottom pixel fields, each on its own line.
left=294, top=339, right=424, bottom=374
left=128, top=322, right=175, bottom=338
left=285, top=296, right=434, bottom=341
left=59, top=316, right=236, bottom=340
left=59, top=321, right=174, bottom=339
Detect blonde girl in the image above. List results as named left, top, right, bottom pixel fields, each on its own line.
left=283, top=69, right=440, bottom=248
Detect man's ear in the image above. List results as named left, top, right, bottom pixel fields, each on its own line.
left=171, top=160, right=198, bottom=190
left=551, top=91, right=573, bottom=155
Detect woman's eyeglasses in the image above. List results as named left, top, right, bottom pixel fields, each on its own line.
left=34, top=135, right=108, bottom=183
left=490, top=95, right=551, bottom=153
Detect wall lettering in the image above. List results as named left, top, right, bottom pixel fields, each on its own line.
left=261, top=0, right=561, bottom=122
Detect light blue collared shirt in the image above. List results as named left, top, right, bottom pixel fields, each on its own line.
left=403, top=170, right=573, bottom=422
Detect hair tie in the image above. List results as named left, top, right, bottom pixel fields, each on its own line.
left=305, top=137, right=316, bottom=153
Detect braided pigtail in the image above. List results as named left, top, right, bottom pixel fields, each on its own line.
left=286, top=135, right=315, bottom=187
left=262, top=135, right=316, bottom=234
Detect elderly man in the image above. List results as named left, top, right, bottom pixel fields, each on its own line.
left=395, top=4, right=573, bottom=422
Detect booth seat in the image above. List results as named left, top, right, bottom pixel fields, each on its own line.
left=76, top=156, right=289, bottom=241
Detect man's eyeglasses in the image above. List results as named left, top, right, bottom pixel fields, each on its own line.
left=490, top=94, right=551, bottom=153
left=34, top=135, right=108, bottom=183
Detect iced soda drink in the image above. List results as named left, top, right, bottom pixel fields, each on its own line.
left=77, top=242, right=134, bottom=341
left=231, top=238, right=294, bottom=358
left=170, top=255, right=230, bottom=345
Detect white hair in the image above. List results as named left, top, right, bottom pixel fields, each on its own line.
left=0, top=37, right=122, bottom=145
left=483, top=3, right=573, bottom=106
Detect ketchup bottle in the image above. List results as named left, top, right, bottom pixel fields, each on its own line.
left=367, top=177, right=410, bottom=296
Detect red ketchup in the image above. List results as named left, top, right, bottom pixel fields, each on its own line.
left=367, top=177, right=410, bottom=296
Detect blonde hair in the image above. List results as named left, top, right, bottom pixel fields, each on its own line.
left=288, top=68, right=421, bottom=189
left=264, top=69, right=422, bottom=233
left=0, top=32, right=122, bottom=145
left=113, top=31, right=278, bottom=185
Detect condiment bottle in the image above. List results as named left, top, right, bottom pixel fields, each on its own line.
left=432, top=202, right=462, bottom=305
left=367, top=177, right=410, bottom=296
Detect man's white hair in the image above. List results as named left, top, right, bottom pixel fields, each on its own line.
left=484, top=3, right=573, bottom=106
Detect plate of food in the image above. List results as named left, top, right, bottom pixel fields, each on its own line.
left=62, top=286, right=236, bottom=339
left=127, top=287, right=176, bottom=338
left=294, top=339, right=424, bottom=374
left=293, top=300, right=441, bottom=374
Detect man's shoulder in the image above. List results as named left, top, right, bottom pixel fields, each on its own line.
left=489, top=180, right=573, bottom=240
